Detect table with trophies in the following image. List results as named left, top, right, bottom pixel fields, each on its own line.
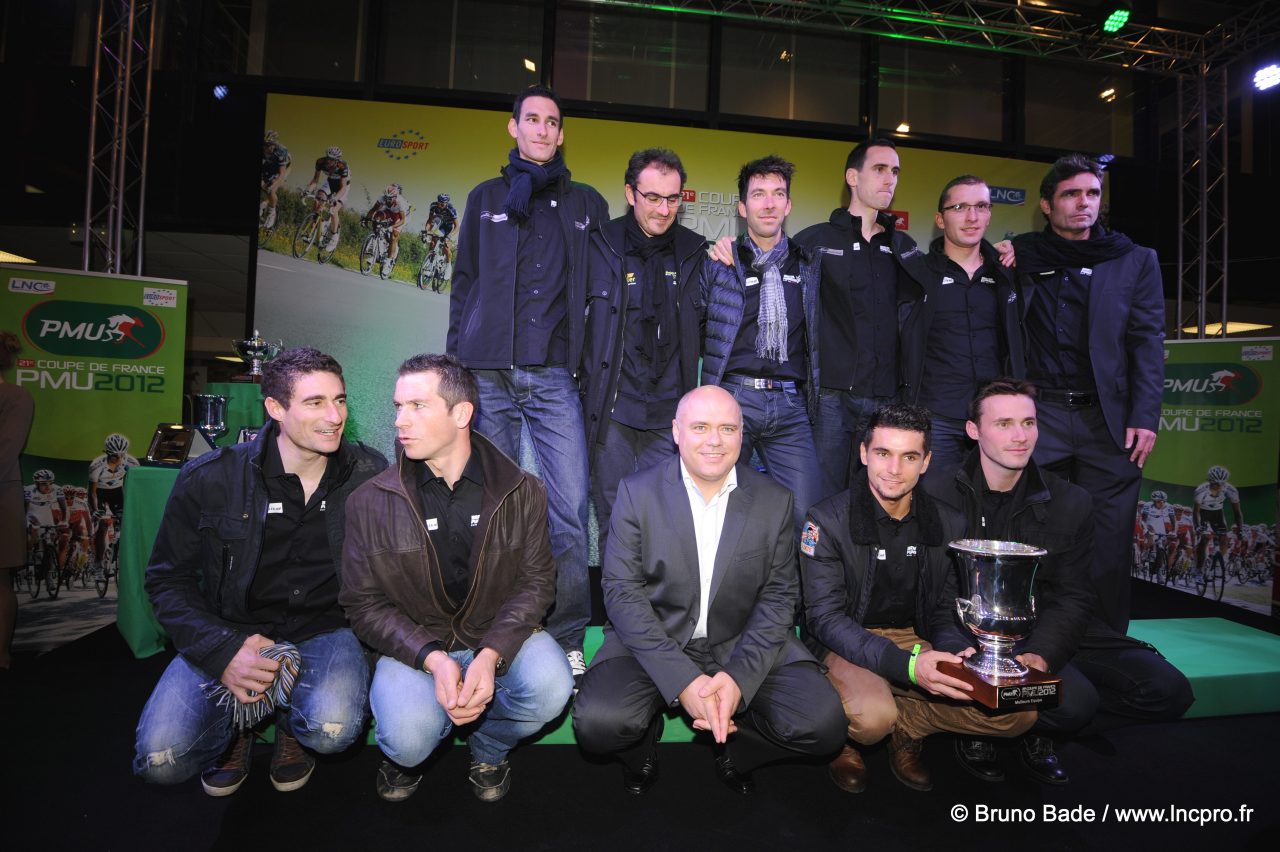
left=117, top=333, right=280, bottom=659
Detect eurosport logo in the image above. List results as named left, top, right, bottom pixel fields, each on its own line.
left=8, top=276, right=56, bottom=294
left=1162, top=363, right=1262, bottom=405
left=378, top=129, right=429, bottom=160
left=990, top=186, right=1027, bottom=206
left=22, top=300, right=166, bottom=359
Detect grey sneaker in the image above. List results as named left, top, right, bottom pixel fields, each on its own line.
left=376, top=759, right=423, bottom=802
left=567, top=650, right=586, bottom=692
left=469, top=759, right=511, bottom=802
left=201, top=730, right=253, bottom=797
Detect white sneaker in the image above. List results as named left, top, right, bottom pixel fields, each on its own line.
left=381, top=258, right=392, bottom=279
left=567, top=650, right=586, bottom=692
left=325, top=231, right=340, bottom=251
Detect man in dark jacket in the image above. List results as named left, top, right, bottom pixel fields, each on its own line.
left=1010, top=154, right=1164, bottom=634
left=792, top=138, right=925, bottom=500
left=898, top=175, right=1025, bottom=473
left=581, top=148, right=706, bottom=558
left=341, top=354, right=573, bottom=804
left=928, top=379, right=1192, bottom=786
left=801, top=402, right=1034, bottom=794
left=447, top=85, right=609, bottom=679
left=701, top=155, right=823, bottom=531
left=135, top=348, right=387, bottom=797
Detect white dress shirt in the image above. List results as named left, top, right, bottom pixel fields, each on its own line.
left=679, top=460, right=738, bottom=639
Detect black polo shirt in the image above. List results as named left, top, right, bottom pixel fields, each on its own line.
left=513, top=187, right=569, bottom=368
left=918, top=250, right=1003, bottom=420
left=724, top=241, right=806, bottom=382
left=819, top=210, right=899, bottom=397
left=1025, top=266, right=1096, bottom=391
left=862, top=499, right=921, bottom=629
left=417, top=453, right=485, bottom=607
left=612, top=249, right=684, bottom=430
left=247, top=438, right=345, bottom=642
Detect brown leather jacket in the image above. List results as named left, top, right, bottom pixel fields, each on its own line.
left=339, top=432, right=556, bottom=672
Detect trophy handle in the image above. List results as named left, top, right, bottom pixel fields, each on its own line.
left=955, top=597, right=974, bottom=623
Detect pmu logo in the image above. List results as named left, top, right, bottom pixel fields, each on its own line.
left=22, top=300, right=165, bottom=359
left=1162, top=363, right=1261, bottom=405
left=990, top=186, right=1027, bottom=206
left=378, top=129, right=429, bottom=160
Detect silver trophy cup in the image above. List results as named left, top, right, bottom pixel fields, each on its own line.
left=192, top=394, right=229, bottom=445
left=232, top=330, right=283, bottom=380
left=951, top=539, right=1048, bottom=680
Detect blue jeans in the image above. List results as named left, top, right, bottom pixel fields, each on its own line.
left=133, top=628, right=369, bottom=784
left=473, top=367, right=590, bottom=652
left=370, top=630, right=573, bottom=767
left=722, top=381, right=821, bottom=532
left=814, top=390, right=890, bottom=501
left=920, top=415, right=972, bottom=482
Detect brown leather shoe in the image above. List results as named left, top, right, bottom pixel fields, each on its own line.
left=889, top=728, right=933, bottom=792
left=828, top=745, right=868, bottom=793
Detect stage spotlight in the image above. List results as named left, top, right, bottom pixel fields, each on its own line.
left=212, top=84, right=229, bottom=100
left=1255, top=64, right=1280, bottom=92
left=1102, top=4, right=1131, bottom=34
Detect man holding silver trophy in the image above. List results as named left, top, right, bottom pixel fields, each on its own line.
left=927, top=378, right=1193, bottom=786
left=799, top=403, right=1036, bottom=794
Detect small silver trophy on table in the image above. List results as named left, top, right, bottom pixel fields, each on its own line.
left=192, top=394, right=229, bottom=447
left=937, top=539, right=1062, bottom=710
left=232, top=330, right=282, bottom=383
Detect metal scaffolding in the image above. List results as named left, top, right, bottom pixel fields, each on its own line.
left=82, top=0, right=157, bottom=275
left=1177, top=67, right=1230, bottom=339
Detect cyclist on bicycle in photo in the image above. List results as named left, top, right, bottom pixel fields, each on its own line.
left=1193, top=465, right=1243, bottom=576
left=363, top=182, right=410, bottom=278
left=1173, top=504, right=1196, bottom=568
left=88, top=433, right=138, bottom=565
left=62, top=485, right=95, bottom=573
left=304, top=146, right=351, bottom=252
left=261, top=130, right=292, bottom=231
left=24, top=469, right=69, bottom=570
left=1140, top=490, right=1177, bottom=574
left=422, top=192, right=458, bottom=264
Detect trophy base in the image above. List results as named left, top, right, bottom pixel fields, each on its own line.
left=231, top=374, right=262, bottom=384
left=938, top=661, right=1061, bottom=711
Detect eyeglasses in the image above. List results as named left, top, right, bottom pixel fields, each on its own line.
left=632, top=188, right=683, bottom=207
left=941, top=202, right=992, bottom=214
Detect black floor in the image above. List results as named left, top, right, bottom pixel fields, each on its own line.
left=3, top=579, right=1277, bottom=852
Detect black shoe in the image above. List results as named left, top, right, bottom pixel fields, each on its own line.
left=376, top=759, right=423, bottom=802
left=1020, top=735, right=1069, bottom=785
left=469, top=759, right=512, bottom=802
left=623, top=749, right=660, bottom=795
left=714, top=752, right=756, bottom=795
left=955, top=737, right=1005, bottom=783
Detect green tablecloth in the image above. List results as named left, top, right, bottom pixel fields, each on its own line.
left=117, top=465, right=179, bottom=658
left=204, top=382, right=266, bottom=447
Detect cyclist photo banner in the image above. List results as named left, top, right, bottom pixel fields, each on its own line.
left=0, top=264, right=187, bottom=635
left=1136, top=338, right=1279, bottom=617
left=254, top=92, right=1052, bottom=457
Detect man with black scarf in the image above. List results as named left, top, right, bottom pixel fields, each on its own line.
left=580, top=148, right=706, bottom=559
left=1009, top=154, right=1164, bottom=634
left=448, top=85, right=609, bottom=682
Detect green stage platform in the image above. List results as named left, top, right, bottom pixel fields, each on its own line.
left=1128, top=617, right=1280, bottom=719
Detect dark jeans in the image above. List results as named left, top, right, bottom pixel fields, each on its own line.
left=590, top=420, right=676, bottom=563
left=1033, top=400, right=1142, bottom=633
left=473, top=366, right=590, bottom=652
left=814, top=390, right=892, bottom=501
left=921, top=415, right=972, bottom=481
left=721, top=378, right=822, bottom=533
left=573, top=648, right=846, bottom=774
left=1035, top=645, right=1194, bottom=737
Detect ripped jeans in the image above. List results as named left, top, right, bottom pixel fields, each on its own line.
left=133, top=628, right=369, bottom=784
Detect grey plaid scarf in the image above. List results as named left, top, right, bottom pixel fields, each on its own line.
left=748, top=234, right=790, bottom=364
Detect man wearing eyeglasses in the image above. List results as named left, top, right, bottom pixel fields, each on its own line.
left=898, top=176, right=1025, bottom=473
left=580, top=148, right=707, bottom=562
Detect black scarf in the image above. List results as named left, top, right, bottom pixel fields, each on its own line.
left=1012, top=224, right=1134, bottom=274
left=502, top=149, right=569, bottom=220
left=624, top=215, right=679, bottom=378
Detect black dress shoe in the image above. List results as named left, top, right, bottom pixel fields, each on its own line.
left=955, top=737, right=1005, bottom=782
left=714, top=752, right=756, bottom=795
left=622, top=750, right=659, bottom=795
left=1020, top=734, right=1069, bottom=785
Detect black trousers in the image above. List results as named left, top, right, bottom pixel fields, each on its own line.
left=1033, top=400, right=1142, bottom=634
left=573, top=647, right=846, bottom=774
left=1035, top=645, right=1195, bottom=737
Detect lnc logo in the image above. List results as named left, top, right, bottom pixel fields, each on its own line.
left=1162, top=363, right=1261, bottom=405
left=22, top=300, right=165, bottom=359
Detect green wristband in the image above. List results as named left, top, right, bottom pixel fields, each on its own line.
left=908, top=643, right=922, bottom=685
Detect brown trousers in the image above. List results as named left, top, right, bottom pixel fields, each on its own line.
left=824, top=627, right=1036, bottom=743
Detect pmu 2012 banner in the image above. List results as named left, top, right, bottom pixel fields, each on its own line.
left=1134, top=338, right=1278, bottom=617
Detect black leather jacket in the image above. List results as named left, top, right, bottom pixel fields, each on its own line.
left=145, top=420, right=387, bottom=678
